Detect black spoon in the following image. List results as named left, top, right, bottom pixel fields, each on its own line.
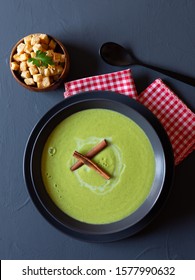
left=100, top=42, right=195, bottom=86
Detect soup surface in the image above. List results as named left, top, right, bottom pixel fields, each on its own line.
left=41, top=109, right=155, bottom=224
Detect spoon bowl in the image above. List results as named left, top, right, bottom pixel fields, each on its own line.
left=100, top=42, right=195, bottom=86
left=100, top=42, right=136, bottom=66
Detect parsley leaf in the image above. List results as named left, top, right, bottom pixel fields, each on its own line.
left=28, top=50, right=55, bottom=67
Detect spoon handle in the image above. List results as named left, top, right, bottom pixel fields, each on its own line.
left=140, top=62, right=195, bottom=87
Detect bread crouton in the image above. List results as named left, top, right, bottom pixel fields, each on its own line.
left=21, top=70, right=31, bottom=79
left=39, top=34, right=50, bottom=44
left=56, top=65, right=63, bottom=74
left=24, top=35, right=32, bottom=45
left=20, top=61, right=28, bottom=71
left=31, top=35, right=41, bottom=46
left=24, top=78, right=35, bottom=85
left=27, top=60, right=34, bottom=67
left=32, top=43, right=43, bottom=53
left=37, top=76, right=51, bottom=88
left=53, top=52, right=61, bottom=63
left=17, top=43, right=25, bottom=54
left=11, top=62, right=20, bottom=71
left=33, top=74, right=43, bottom=83
left=38, top=66, right=46, bottom=75
left=24, top=43, right=33, bottom=54
left=29, top=66, right=38, bottom=75
left=30, top=52, right=36, bottom=58
left=41, top=43, right=49, bottom=51
left=49, top=39, right=57, bottom=50
left=60, top=54, right=65, bottom=62
left=19, top=53, right=30, bottom=61
left=44, top=68, right=51, bottom=77
left=13, top=54, right=21, bottom=62
left=46, top=50, right=54, bottom=57
left=17, top=43, right=26, bottom=54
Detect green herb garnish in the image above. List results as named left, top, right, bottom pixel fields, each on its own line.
left=28, top=50, right=55, bottom=67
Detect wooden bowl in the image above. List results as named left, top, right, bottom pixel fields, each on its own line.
left=10, top=33, right=70, bottom=92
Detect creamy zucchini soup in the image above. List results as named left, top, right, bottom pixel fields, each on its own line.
left=41, top=109, right=155, bottom=224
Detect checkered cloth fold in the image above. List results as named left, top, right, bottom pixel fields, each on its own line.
left=64, top=69, right=195, bottom=165
left=139, top=79, right=195, bottom=165
left=64, top=69, right=137, bottom=99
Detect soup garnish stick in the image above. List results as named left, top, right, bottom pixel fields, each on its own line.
left=73, top=151, right=111, bottom=180
left=70, top=139, right=107, bottom=171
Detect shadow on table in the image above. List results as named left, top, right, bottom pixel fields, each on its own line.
left=62, top=42, right=99, bottom=81
left=137, top=151, right=195, bottom=237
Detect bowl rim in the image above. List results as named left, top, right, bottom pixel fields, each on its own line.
left=23, top=91, right=174, bottom=242
left=10, top=33, right=70, bottom=92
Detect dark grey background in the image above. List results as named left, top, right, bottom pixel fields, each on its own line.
left=1, top=0, right=195, bottom=259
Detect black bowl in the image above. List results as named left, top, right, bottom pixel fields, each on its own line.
left=23, top=91, right=174, bottom=242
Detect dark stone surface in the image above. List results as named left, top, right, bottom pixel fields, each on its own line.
left=0, top=0, right=195, bottom=259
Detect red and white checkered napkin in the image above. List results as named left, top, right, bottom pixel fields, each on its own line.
left=64, top=69, right=195, bottom=165
left=139, top=79, right=195, bottom=165
left=64, top=69, right=137, bottom=99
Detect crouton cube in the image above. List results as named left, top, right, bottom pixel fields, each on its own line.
left=31, top=35, right=41, bottom=46
left=11, top=62, right=20, bottom=71
left=19, top=53, right=30, bottom=61
left=48, top=66, right=57, bottom=76
left=42, top=76, right=51, bottom=87
left=39, top=34, right=50, bottom=44
left=24, top=35, right=32, bottom=45
left=38, top=66, right=46, bottom=75
left=46, top=50, right=54, bottom=57
left=37, top=81, right=43, bottom=89
left=56, top=65, right=63, bottom=75
left=24, top=43, right=33, bottom=54
left=17, top=43, right=25, bottom=54
left=49, top=39, right=57, bottom=50
left=37, top=77, right=51, bottom=88
left=60, top=54, right=65, bottom=62
left=27, top=60, right=34, bottom=67
left=30, top=52, right=36, bottom=58
left=53, top=52, right=61, bottom=63
left=24, top=78, right=35, bottom=86
left=32, top=43, right=43, bottom=53
left=33, top=33, right=41, bottom=37
left=13, top=54, right=20, bottom=62
left=20, top=61, right=28, bottom=71
left=29, top=66, right=38, bottom=75
left=44, top=68, right=51, bottom=77
left=21, top=70, right=31, bottom=79
left=41, top=43, right=49, bottom=51
left=33, top=74, right=43, bottom=83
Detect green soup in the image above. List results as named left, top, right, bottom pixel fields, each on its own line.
left=41, top=109, right=155, bottom=224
